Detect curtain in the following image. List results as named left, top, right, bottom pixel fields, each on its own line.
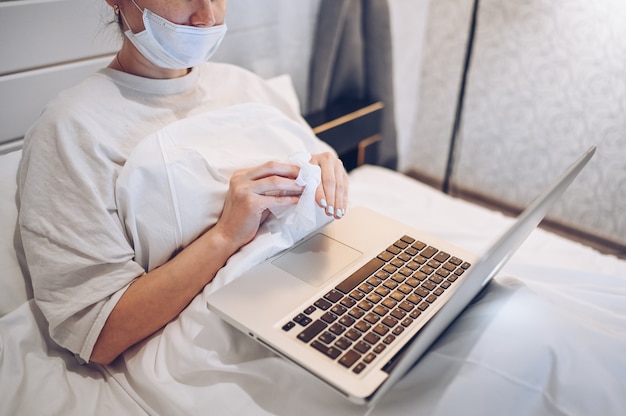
left=308, top=0, right=398, bottom=169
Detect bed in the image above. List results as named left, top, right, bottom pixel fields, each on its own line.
left=1, top=71, right=626, bottom=414
left=0, top=0, right=626, bottom=416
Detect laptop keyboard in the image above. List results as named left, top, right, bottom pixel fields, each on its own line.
left=281, top=235, right=471, bottom=375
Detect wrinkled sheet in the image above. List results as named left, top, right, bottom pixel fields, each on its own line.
left=2, top=165, right=626, bottom=415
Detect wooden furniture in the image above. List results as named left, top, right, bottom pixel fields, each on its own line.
left=305, top=99, right=384, bottom=171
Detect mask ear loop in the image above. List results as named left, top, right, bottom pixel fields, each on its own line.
left=115, top=4, right=135, bottom=33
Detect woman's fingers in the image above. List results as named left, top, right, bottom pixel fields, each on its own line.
left=310, top=152, right=349, bottom=219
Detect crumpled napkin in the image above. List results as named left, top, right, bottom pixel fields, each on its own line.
left=268, top=152, right=321, bottom=232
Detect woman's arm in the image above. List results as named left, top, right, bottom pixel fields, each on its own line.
left=90, top=161, right=305, bottom=364
left=91, top=154, right=348, bottom=365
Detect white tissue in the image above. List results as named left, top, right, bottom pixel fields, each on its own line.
left=269, top=152, right=321, bottom=232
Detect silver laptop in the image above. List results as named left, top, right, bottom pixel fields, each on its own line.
left=206, top=145, right=596, bottom=405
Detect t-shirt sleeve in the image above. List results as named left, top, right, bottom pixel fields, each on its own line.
left=17, top=107, right=145, bottom=362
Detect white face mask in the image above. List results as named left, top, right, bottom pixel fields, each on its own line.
left=122, top=0, right=227, bottom=70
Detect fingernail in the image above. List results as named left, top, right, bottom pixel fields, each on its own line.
left=320, top=199, right=327, bottom=208
left=328, top=205, right=334, bottom=215
left=336, top=209, right=344, bottom=218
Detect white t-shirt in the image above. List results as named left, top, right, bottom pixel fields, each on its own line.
left=17, top=63, right=322, bottom=362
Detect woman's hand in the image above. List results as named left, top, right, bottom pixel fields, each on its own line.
left=212, top=161, right=304, bottom=251
left=310, top=152, right=349, bottom=219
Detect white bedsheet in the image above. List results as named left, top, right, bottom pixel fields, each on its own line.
left=2, top=165, right=626, bottom=415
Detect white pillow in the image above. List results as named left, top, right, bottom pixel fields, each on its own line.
left=265, top=74, right=301, bottom=115
left=0, top=149, right=28, bottom=316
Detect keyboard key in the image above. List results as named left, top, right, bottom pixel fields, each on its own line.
left=372, top=324, right=389, bottom=336
left=390, top=308, right=406, bottom=320
left=349, top=308, right=365, bottom=319
left=353, top=363, right=367, bottom=374
left=345, top=329, right=361, bottom=341
left=387, top=245, right=401, bottom=255
left=449, top=256, right=462, bottom=266
left=420, top=265, right=435, bottom=275
left=389, top=291, right=404, bottom=302
left=282, top=321, right=296, bottom=331
left=401, top=317, right=413, bottom=327
left=364, top=313, right=380, bottom=324
left=412, top=241, right=427, bottom=250
left=434, top=251, right=450, bottom=263
left=311, top=340, right=342, bottom=359
left=331, top=304, right=348, bottom=316
left=329, top=323, right=346, bottom=336
left=297, top=320, right=327, bottom=342
left=336, top=257, right=385, bottom=294
left=293, top=314, right=312, bottom=326
left=363, top=332, right=381, bottom=345
left=339, top=350, right=361, bottom=368
left=391, top=259, right=405, bottom=268
left=405, top=277, right=420, bottom=287
left=394, top=239, right=409, bottom=249
left=339, top=315, right=355, bottom=327
left=320, top=312, right=338, bottom=323
left=373, top=305, right=388, bottom=317
left=358, top=283, right=374, bottom=294
left=383, top=280, right=398, bottom=290
left=436, top=269, right=450, bottom=278
left=421, top=246, right=438, bottom=258
left=375, top=286, right=391, bottom=297
left=443, top=261, right=457, bottom=272
left=366, top=293, right=382, bottom=304
left=377, top=250, right=394, bottom=262
left=399, top=301, right=414, bottom=312
left=367, top=276, right=383, bottom=287
left=354, top=341, right=371, bottom=354
left=382, top=316, right=398, bottom=328
left=398, top=253, right=412, bottom=262
left=314, top=298, right=332, bottom=310
left=319, top=331, right=336, bottom=344
left=357, top=300, right=374, bottom=311
left=335, top=337, right=352, bottom=350
left=350, top=290, right=365, bottom=300
left=363, top=352, right=377, bottom=364
left=406, top=294, right=421, bottom=305
left=355, top=320, right=372, bottom=333
left=324, top=289, right=344, bottom=303
left=414, top=287, right=429, bottom=298
left=383, top=334, right=396, bottom=344
left=391, top=273, right=406, bottom=283
left=398, top=284, right=413, bottom=294
left=392, top=326, right=405, bottom=336
left=340, top=297, right=356, bottom=308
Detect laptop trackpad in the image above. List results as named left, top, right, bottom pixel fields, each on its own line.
left=272, top=233, right=363, bottom=287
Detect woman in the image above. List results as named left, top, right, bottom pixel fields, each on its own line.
left=16, top=0, right=348, bottom=366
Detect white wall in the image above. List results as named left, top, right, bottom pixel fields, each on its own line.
left=388, top=0, right=432, bottom=173
left=397, top=0, right=626, bottom=248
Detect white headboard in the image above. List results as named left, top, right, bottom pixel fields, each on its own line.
left=0, top=0, right=320, bottom=154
